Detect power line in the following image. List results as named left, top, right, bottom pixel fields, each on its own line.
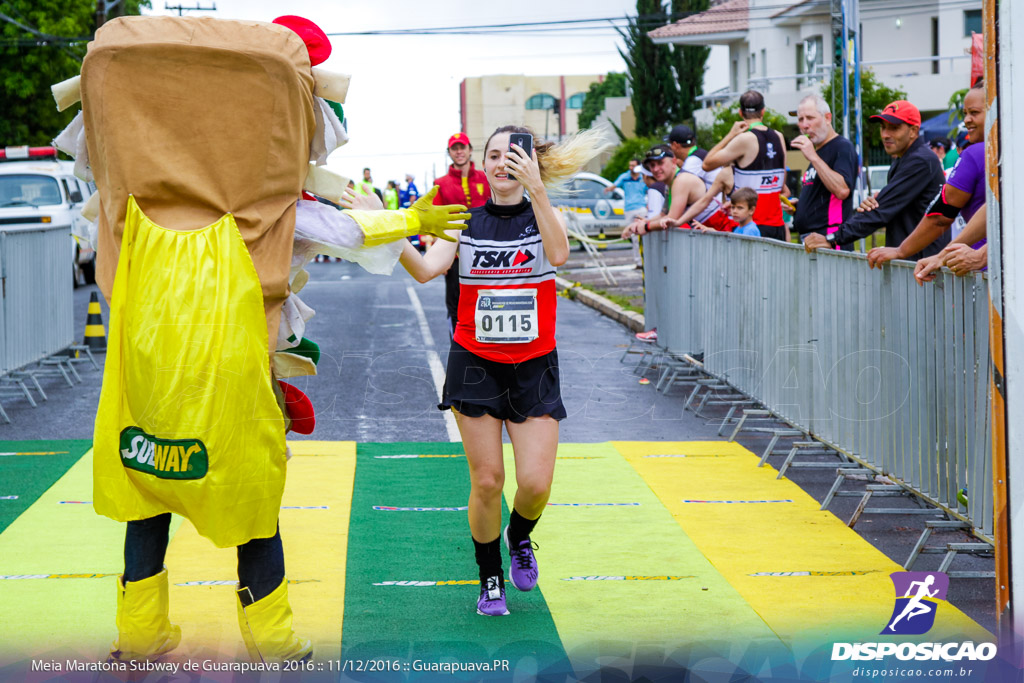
left=0, top=9, right=85, bottom=60
left=0, top=3, right=983, bottom=48
left=323, top=2, right=980, bottom=36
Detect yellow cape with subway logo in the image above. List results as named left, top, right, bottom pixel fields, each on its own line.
left=93, top=196, right=286, bottom=548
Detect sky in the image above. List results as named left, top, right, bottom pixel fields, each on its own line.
left=142, top=0, right=645, bottom=190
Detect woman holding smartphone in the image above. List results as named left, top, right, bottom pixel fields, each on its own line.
left=400, top=125, right=608, bottom=616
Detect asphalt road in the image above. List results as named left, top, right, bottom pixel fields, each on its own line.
left=0, top=257, right=998, bottom=633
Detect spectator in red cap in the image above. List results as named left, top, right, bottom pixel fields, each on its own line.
left=433, top=133, right=490, bottom=337
left=804, top=99, right=946, bottom=259
left=868, top=83, right=987, bottom=270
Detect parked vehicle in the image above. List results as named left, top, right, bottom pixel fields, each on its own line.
left=866, top=165, right=889, bottom=198
left=551, top=171, right=626, bottom=237
left=0, top=146, right=96, bottom=286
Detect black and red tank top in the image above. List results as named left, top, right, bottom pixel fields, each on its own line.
left=453, top=199, right=557, bottom=363
left=733, top=127, right=786, bottom=228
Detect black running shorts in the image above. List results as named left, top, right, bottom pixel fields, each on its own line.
left=440, top=341, right=567, bottom=422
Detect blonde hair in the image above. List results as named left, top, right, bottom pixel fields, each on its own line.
left=484, top=125, right=614, bottom=194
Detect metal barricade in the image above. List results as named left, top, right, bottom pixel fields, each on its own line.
left=653, top=229, right=993, bottom=540
left=0, top=226, right=75, bottom=374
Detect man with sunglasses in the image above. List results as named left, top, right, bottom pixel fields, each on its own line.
left=621, top=144, right=707, bottom=240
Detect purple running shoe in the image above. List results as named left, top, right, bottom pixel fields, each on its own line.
left=476, top=576, right=509, bottom=616
left=503, top=525, right=539, bottom=591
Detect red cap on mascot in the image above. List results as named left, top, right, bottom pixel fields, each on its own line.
left=273, top=15, right=331, bottom=66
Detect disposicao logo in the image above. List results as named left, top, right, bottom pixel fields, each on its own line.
left=883, top=571, right=947, bottom=635
left=831, top=571, right=997, bottom=662
left=119, top=427, right=208, bottom=480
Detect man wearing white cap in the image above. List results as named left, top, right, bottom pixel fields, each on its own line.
left=605, top=158, right=647, bottom=266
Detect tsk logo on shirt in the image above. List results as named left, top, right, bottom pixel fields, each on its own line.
left=119, top=426, right=208, bottom=480
left=470, top=248, right=536, bottom=275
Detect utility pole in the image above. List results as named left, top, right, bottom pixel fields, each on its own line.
left=835, top=0, right=863, bottom=192
left=850, top=0, right=863, bottom=190
left=95, top=0, right=106, bottom=32
left=989, top=0, right=1021, bottom=656
left=164, top=2, right=217, bottom=16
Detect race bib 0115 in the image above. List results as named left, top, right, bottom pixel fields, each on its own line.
left=475, top=288, right=539, bottom=344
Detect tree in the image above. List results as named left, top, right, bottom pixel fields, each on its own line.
left=946, top=87, right=969, bottom=137
left=617, top=0, right=676, bottom=138
left=694, top=102, right=792, bottom=152
left=577, top=73, right=627, bottom=131
left=668, top=0, right=710, bottom=125
left=0, top=0, right=149, bottom=145
left=820, top=67, right=906, bottom=147
left=600, top=135, right=663, bottom=181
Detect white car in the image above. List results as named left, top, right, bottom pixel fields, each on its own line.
left=866, top=165, right=889, bottom=198
left=0, top=146, right=96, bottom=286
left=551, top=171, right=627, bottom=237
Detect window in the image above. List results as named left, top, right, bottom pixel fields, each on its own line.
left=796, top=42, right=805, bottom=90
left=572, top=179, right=607, bottom=200
left=761, top=48, right=767, bottom=77
left=796, top=35, right=823, bottom=89
left=566, top=92, right=586, bottom=109
left=803, top=35, right=822, bottom=77
left=964, top=9, right=982, bottom=37
left=0, top=174, right=62, bottom=207
left=749, top=52, right=756, bottom=77
left=931, top=17, right=939, bottom=74
left=525, top=93, right=557, bottom=110
left=61, top=178, right=82, bottom=203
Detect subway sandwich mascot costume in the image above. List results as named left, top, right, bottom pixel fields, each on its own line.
left=50, top=14, right=467, bottom=664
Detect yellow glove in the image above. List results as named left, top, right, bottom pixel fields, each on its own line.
left=343, top=186, right=470, bottom=247
left=404, top=186, right=471, bottom=242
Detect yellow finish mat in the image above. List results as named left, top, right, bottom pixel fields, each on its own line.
left=0, top=438, right=992, bottom=674
left=165, top=440, right=354, bottom=662
left=502, top=442, right=784, bottom=666
left=0, top=441, right=354, bottom=667
left=615, top=441, right=991, bottom=647
left=0, top=449, right=182, bottom=661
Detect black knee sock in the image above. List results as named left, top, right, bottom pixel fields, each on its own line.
left=473, top=536, right=503, bottom=583
left=237, top=524, right=285, bottom=605
left=123, top=513, right=172, bottom=583
left=508, top=509, right=539, bottom=546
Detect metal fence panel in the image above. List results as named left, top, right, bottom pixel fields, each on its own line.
left=646, top=230, right=993, bottom=537
left=0, top=227, right=75, bottom=374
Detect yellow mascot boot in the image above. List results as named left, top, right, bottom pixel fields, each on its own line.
left=236, top=580, right=312, bottom=662
left=109, top=569, right=181, bottom=662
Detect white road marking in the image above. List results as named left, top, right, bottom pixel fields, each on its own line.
left=406, top=285, right=461, bottom=442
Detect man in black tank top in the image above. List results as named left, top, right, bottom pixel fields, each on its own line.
left=701, top=90, right=789, bottom=241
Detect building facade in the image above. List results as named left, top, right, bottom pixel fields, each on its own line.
left=650, top=0, right=983, bottom=118
left=459, top=75, right=604, bottom=161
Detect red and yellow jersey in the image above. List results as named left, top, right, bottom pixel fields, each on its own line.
left=433, top=163, right=490, bottom=209
left=453, top=201, right=556, bottom=363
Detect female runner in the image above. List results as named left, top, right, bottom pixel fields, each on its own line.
left=400, top=125, right=607, bottom=615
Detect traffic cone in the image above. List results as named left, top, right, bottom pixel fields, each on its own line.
left=84, top=291, right=106, bottom=352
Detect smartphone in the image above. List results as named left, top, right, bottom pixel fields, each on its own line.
left=507, top=133, right=533, bottom=181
